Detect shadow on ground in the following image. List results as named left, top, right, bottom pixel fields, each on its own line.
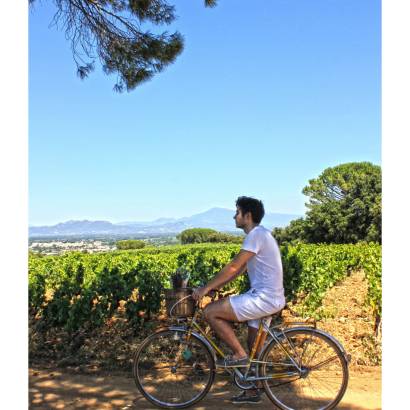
left=29, top=367, right=381, bottom=410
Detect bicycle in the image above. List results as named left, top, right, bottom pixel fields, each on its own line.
left=133, top=289, right=350, bottom=409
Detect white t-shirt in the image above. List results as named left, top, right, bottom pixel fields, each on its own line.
left=241, top=225, right=284, bottom=297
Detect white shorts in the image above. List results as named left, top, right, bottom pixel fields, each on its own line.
left=229, top=288, right=286, bottom=329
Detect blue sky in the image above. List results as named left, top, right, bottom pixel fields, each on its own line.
left=29, top=0, right=381, bottom=226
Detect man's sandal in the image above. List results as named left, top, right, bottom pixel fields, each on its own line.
left=215, top=355, right=249, bottom=368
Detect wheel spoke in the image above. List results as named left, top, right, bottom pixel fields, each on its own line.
left=309, top=355, right=340, bottom=371
left=261, top=328, right=348, bottom=410
left=133, top=329, right=215, bottom=408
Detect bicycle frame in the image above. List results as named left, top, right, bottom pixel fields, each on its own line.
left=135, top=294, right=350, bottom=410
left=176, top=303, right=306, bottom=384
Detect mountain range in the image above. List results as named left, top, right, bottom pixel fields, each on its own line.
left=29, top=208, right=300, bottom=238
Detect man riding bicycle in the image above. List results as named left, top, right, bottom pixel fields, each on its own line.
left=192, top=196, right=285, bottom=404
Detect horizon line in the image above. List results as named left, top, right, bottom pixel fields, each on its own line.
left=29, top=207, right=304, bottom=227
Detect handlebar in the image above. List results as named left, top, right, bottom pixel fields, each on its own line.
left=207, top=288, right=220, bottom=299
left=198, top=288, right=235, bottom=300
left=209, top=288, right=236, bottom=298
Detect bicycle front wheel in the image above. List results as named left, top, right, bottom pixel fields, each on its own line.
left=260, top=328, right=349, bottom=410
left=133, top=328, right=215, bottom=409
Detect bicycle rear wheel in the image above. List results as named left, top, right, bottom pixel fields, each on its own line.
left=260, top=328, right=349, bottom=410
left=133, top=328, right=215, bottom=409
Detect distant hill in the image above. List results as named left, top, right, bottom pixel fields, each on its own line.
left=29, top=207, right=301, bottom=237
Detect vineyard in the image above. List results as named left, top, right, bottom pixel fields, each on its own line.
left=29, top=243, right=381, bottom=333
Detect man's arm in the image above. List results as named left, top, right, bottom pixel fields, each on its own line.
left=192, top=250, right=255, bottom=300
left=212, top=262, right=247, bottom=290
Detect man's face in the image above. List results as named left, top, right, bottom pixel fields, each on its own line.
left=233, top=206, right=246, bottom=229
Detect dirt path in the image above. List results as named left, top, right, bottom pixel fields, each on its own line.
left=29, top=365, right=381, bottom=409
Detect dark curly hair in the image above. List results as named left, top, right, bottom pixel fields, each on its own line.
left=236, top=196, right=265, bottom=224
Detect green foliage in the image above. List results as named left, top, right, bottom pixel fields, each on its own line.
left=209, top=232, right=243, bottom=244
left=275, top=162, right=381, bottom=244
left=177, top=228, right=217, bottom=244
left=273, top=218, right=307, bottom=245
left=177, top=228, right=243, bottom=244
left=28, top=257, right=47, bottom=312
left=29, top=250, right=45, bottom=258
left=281, top=243, right=382, bottom=319
left=31, top=0, right=217, bottom=91
left=116, top=239, right=146, bottom=250
left=355, top=243, right=382, bottom=318
left=303, top=162, right=381, bottom=243
left=29, top=242, right=381, bottom=333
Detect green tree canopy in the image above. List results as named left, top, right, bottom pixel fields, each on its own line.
left=273, top=218, right=307, bottom=246
left=30, top=0, right=218, bottom=91
left=177, top=228, right=243, bottom=244
left=116, top=239, right=146, bottom=249
left=274, top=162, right=381, bottom=244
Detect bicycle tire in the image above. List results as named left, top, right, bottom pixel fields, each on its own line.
left=133, top=328, right=215, bottom=409
left=260, top=328, right=349, bottom=410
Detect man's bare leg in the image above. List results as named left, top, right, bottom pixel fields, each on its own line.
left=247, top=326, right=267, bottom=355
left=247, top=325, right=267, bottom=395
left=203, top=298, right=247, bottom=359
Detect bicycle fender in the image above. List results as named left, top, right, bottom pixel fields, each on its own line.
left=302, top=327, right=351, bottom=364
left=261, top=326, right=351, bottom=364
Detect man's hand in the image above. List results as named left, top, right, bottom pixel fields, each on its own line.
left=192, top=286, right=210, bottom=301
